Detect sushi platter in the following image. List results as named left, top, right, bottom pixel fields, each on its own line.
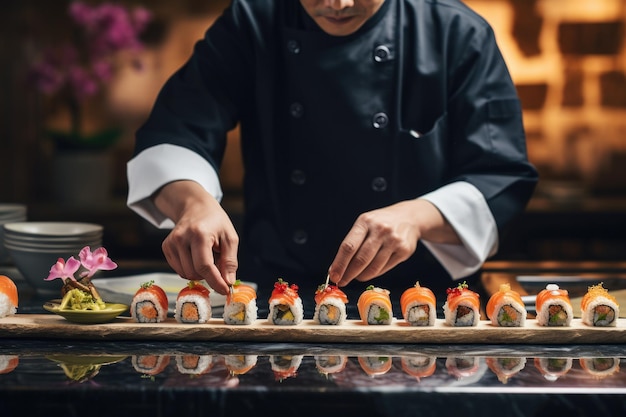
left=1, top=315, right=626, bottom=344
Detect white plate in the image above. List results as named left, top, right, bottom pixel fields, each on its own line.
left=92, top=273, right=257, bottom=314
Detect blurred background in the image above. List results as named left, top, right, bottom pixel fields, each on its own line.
left=1, top=0, right=625, bottom=264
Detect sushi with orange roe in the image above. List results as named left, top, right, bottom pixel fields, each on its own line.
left=580, top=283, right=619, bottom=327
left=401, top=355, right=437, bottom=380
left=223, top=280, right=257, bottom=325
left=535, top=284, right=572, bottom=327
left=131, top=280, right=168, bottom=323
left=443, top=281, right=480, bottom=327
left=175, top=281, right=211, bottom=324
left=357, top=285, right=393, bottom=325
left=0, top=275, right=18, bottom=318
left=400, top=281, right=436, bottom=326
left=313, top=282, right=349, bottom=325
left=486, top=283, right=527, bottom=327
left=268, top=278, right=303, bottom=325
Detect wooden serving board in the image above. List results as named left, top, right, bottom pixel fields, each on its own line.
left=1, top=315, right=626, bottom=344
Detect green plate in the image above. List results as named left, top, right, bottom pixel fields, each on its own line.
left=43, top=299, right=129, bottom=324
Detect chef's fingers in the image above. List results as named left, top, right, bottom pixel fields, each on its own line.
left=214, top=231, right=239, bottom=287
left=189, top=235, right=232, bottom=295
left=352, top=244, right=397, bottom=283
left=331, top=226, right=378, bottom=287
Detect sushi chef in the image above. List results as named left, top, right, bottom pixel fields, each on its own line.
left=126, top=0, right=538, bottom=306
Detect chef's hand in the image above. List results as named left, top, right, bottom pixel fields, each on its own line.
left=153, top=180, right=238, bottom=295
left=328, top=198, right=461, bottom=287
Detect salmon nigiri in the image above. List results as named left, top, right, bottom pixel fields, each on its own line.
left=0, top=275, right=18, bottom=318
left=313, top=283, right=349, bottom=325
left=535, top=284, right=572, bottom=327
left=223, top=280, right=258, bottom=325
left=131, top=280, right=169, bottom=323
left=486, top=283, right=527, bottom=327
left=443, top=281, right=480, bottom=326
left=268, top=278, right=303, bottom=325
left=357, top=285, right=393, bottom=325
left=400, top=281, right=436, bottom=326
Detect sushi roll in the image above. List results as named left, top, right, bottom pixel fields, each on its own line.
left=400, top=355, right=437, bottom=380
left=486, top=283, right=527, bottom=327
left=485, top=357, right=526, bottom=384
left=580, top=283, right=620, bottom=327
left=445, top=356, right=481, bottom=379
left=535, top=284, right=572, bottom=327
left=0, top=275, right=18, bottom=318
left=0, top=355, right=19, bottom=375
left=270, top=355, right=303, bottom=381
left=400, top=281, right=436, bottom=326
left=358, top=356, right=392, bottom=377
left=357, top=285, right=393, bottom=325
left=223, top=280, right=258, bottom=325
left=132, top=354, right=171, bottom=376
left=313, top=283, right=349, bottom=325
left=131, top=280, right=169, bottom=323
left=175, top=354, right=213, bottom=375
left=443, top=281, right=480, bottom=327
left=224, top=355, right=258, bottom=376
left=315, top=355, right=348, bottom=376
left=579, top=357, right=620, bottom=379
left=175, top=281, right=211, bottom=324
left=534, top=357, right=572, bottom=382
left=267, top=278, right=303, bottom=325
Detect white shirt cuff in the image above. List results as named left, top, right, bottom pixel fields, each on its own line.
left=126, top=144, right=223, bottom=229
left=419, top=182, right=498, bottom=280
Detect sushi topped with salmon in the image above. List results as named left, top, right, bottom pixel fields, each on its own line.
left=223, top=280, right=258, bottom=325
left=0, top=275, right=18, bottom=318
left=357, top=285, right=393, bottom=325
left=443, top=281, right=480, bottom=327
left=535, top=284, right=572, bottom=327
left=313, top=282, right=349, bottom=325
left=131, top=280, right=168, bottom=323
left=268, top=278, right=303, bottom=325
left=486, top=283, right=527, bottom=327
left=174, top=281, right=211, bottom=324
left=580, top=283, right=619, bottom=327
left=400, top=281, right=436, bottom=326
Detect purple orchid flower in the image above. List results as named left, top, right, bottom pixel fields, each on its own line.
left=45, top=256, right=81, bottom=282
left=78, top=246, right=118, bottom=278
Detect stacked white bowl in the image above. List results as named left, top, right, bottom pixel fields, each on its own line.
left=0, top=204, right=28, bottom=264
left=2, top=222, right=103, bottom=296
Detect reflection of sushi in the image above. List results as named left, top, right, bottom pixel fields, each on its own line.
left=0, top=275, right=18, bottom=318
left=267, top=279, right=303, bottom=325
left=175, top=281, right=211, bottom=324
left=224, top=355, right=258, bottom=376
left=445, top=356, right=480, bottom=379
left=223, top=281, right=258, bottom=325
left=0, top=355, right=18, bottom=375
left=357, top=285, right=393, bottom=325
left=485, top=357, right=526, bottom=384
left=315, top=355, right=348, bottom=376
left=358, top=356, right=392, bottom=377
left=534, top=357, right=572, bottom=382
left=132, top=355, right=171, bottom=376
left=400, top=281, right=436, bottom=326
left=175, top=354, right=213, bottom=375
left=313, top=283, right=348, bottom=325
left=486, top=283, right=527, bottom=327
left=270, top=355, right=303, bottom=381
left=131, top=281, right=169, bottom=323
left=580, top=283, right=619, bottom=327
left=536, top=284, right=572, bottom=327
left=400, top=356, right=436, bottom=380
left=579, top=357, right=620, bottom=379
left=443, top=282, right=480, bottom=327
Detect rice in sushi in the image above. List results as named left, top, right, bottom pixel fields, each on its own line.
left=315, top=355, right=348, bottom=376
left=579, top=357, right=620, bottom=379
left=267, top=278, right=303, bottom=325
left=401, top=355, right=437, bottom=380
left=175, top=354, right=213, bottom=375
left=132, top=355, right=170, bottom=376
left=0, top=275, right=18, bottom=318
left=443, top=281, right=480, bottom=327
left=313, top=283, right=348, bottom=325
left=400, top=281, right=436, bottom=326
left=225, top=355, right=258, bottom=376
left=535, top=284, right=572, bottom=327
left=534, top=357, right=572, bottom=382
left=486, top=357, right=526, bottom=384
left=486, top=283, right=527, bottom=327
left=357, top=285, right=393, bottom=325
left=223, top=280, right=257, bottom=325
left=580, top=283, right=619, bottom=327
left=174, top=281, right=211, bottom=324
left=270, top=355, right=303, bottom=381
left=358, top=356, right=392, bottom=377
left=130, top=280, right=168, bottom=323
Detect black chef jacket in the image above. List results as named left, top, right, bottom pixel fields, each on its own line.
left=132, top=0, right=538, bottom=304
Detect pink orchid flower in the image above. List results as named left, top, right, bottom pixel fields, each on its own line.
left=78, top=246, right=118, bottom=278
left=45, top=256, right=82, bottom=282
